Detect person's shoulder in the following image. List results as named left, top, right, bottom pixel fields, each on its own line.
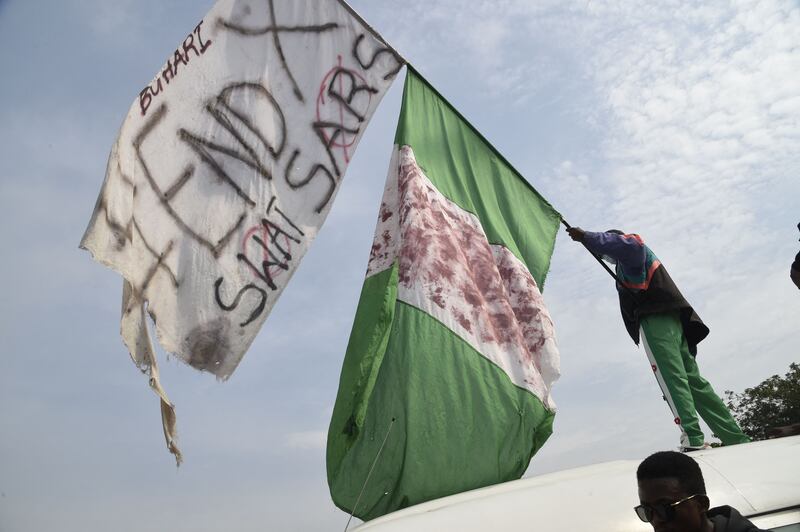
left=708, top=505, right=769, bottom=532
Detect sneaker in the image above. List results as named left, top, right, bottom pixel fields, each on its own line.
left=680, top=443, right=711, bottom=453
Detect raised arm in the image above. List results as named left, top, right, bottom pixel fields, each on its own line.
left=567, top=227, right=647, bottom=272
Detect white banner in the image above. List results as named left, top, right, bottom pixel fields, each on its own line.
left=80, top=0, right=402, bottom=463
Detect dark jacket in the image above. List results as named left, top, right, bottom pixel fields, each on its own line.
left=583, top=231, right=709, bottom=355
left=708, top=505, right=768, bottom=532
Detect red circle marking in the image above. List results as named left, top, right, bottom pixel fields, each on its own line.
left=315, top=56, right=372, bottom=156
left=242, top=225, right=292, bottom=280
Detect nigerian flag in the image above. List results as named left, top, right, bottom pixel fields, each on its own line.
left=327, top=68, right=562, bottom=521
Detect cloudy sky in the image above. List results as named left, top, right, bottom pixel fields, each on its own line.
left=1, top=0, right=798, bottom=530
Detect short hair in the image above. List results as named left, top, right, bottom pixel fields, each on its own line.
left=637, top=451, right=707, bottom=495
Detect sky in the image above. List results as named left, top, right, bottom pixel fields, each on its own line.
left=0, top=0, right=798, bottom=530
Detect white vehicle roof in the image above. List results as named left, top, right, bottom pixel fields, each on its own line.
left=355, top=436, right=800, bottom=531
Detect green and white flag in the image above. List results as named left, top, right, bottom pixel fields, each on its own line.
left=327, top=69, right=562, bottom=520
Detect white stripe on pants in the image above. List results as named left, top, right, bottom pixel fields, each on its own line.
left=640, top=326, right=690, bottom=448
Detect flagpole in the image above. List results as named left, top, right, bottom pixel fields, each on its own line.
left=343, top=417, right=396, bottom=531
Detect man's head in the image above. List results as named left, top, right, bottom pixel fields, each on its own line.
left=635, top=451, right=712, bottom=532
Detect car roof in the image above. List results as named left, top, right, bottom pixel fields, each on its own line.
left=355, top=436, right=800, bottom=531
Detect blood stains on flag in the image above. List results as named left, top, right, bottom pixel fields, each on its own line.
left=370, top=146, right=558, bottom=407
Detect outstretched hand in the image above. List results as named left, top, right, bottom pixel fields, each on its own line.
left=566, top=226, right=586, bottom=242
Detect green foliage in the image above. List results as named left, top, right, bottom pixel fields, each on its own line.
left=725, top=363, right=800, bottom=441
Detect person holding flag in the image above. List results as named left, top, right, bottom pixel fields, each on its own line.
left=566, top=227, right=749, bottom=451
left=791, top=223, right=800, bottom=290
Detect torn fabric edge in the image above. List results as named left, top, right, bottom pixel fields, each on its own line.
left=121, top=280, right=183, bottom=466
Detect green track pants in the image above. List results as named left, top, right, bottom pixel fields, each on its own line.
left=639, top=312, right=750, bottom=448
